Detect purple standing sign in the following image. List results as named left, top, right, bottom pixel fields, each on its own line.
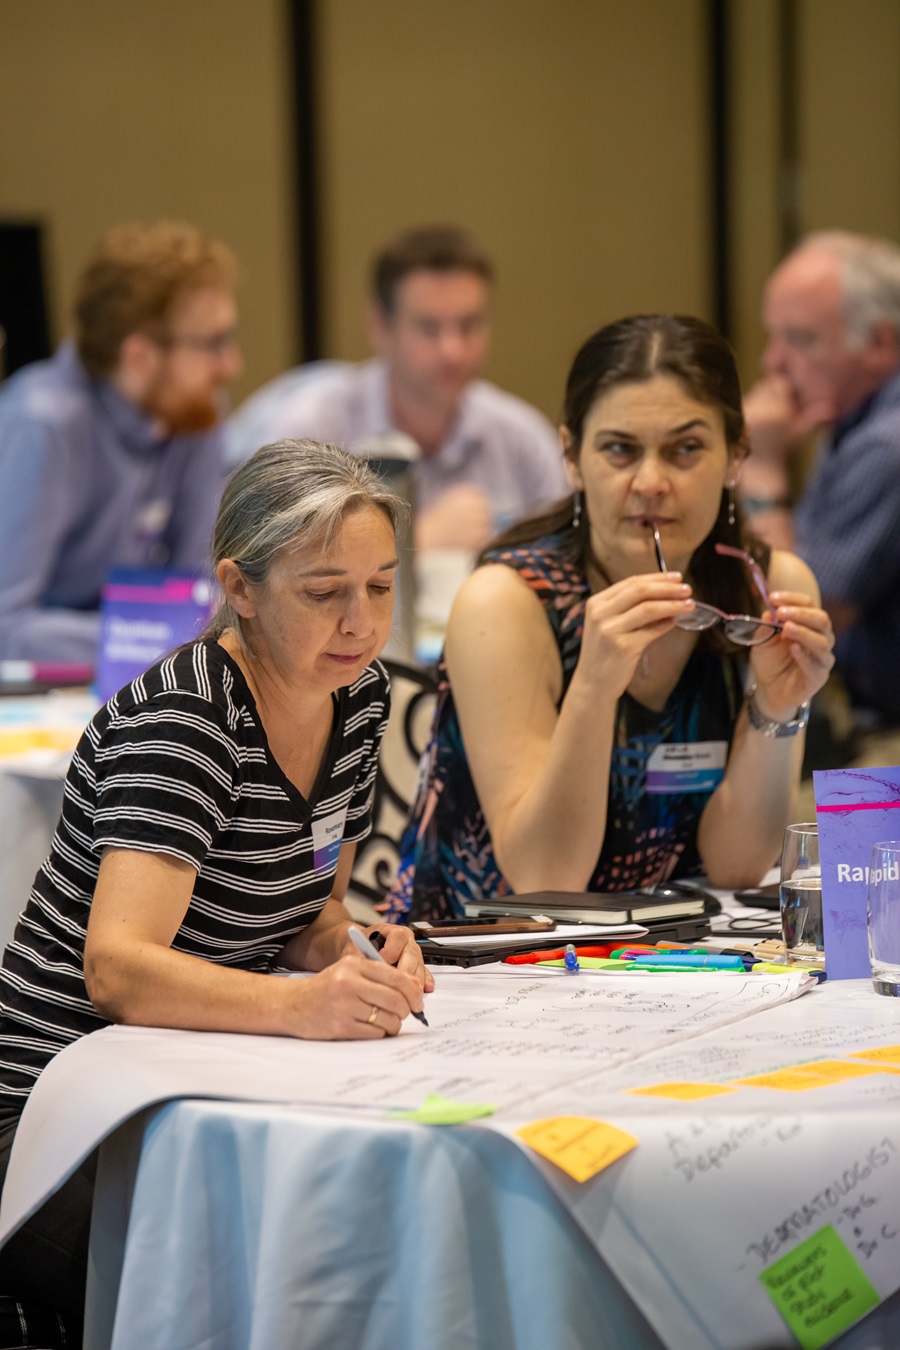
left=95, top=568, right=214, bottom=703
left=813, top=766, right=900, bottom=980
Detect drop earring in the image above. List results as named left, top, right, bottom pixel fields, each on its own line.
left=727, top=483, right=736, bottom=528
left=572, top=491, right=582, bottom=529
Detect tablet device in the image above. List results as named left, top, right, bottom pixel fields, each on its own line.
left=733, top=882, right=781, bottom=910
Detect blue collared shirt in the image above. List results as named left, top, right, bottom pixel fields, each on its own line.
left=795, top=368, right=900, bottom=719
left=224, top=358, right=569, bottom=529
left=0, top=344, right=223, bottom=663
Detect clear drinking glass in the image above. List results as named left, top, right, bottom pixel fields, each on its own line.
left=780, top=823, right=824, bottom=963
left=867, top=841, right=900, bottom=996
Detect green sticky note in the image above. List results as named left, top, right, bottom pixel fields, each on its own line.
left=388, top=1093, right=496, bottom=1125
left=759, top=1224, right=880, bottom=1349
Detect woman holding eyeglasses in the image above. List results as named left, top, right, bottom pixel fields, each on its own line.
left=385, top=315, right=836, bottom=923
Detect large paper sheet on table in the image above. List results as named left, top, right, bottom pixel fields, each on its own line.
left=494, top=981, right=900, bottom=1350
left=0, top=692, right=96, bottom=778
left=0, top=968, right=810, bottom=1246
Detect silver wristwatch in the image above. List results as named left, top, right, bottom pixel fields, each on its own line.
left=746, top=684, right=810, bottom=738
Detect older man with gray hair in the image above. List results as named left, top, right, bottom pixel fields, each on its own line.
left=742, top=231, right=900, bottom=724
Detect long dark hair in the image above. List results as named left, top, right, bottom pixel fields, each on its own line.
left=485, top=315, right=769, bottom=650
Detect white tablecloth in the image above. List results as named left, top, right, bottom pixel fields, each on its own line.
left=5, top=973, right=900, bottom=1349
left=89, top=1099, right=664, bottom=1350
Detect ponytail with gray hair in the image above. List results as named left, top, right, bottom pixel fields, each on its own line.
left=205, top=439, right=407, bottom=650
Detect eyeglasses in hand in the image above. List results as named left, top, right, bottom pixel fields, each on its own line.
left=651, top=525, right=782, bottom=646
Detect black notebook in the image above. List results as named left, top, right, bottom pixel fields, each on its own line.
left=466, top=889, right=706, bottom=926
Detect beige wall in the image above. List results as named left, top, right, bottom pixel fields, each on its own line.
left=319, top=0, right=711, bottom=423
left=731, top=0, right=782, bottom=386
left=0, top=0, right=297, bottom=403
left=0, top=0, right=898, bottom=414
left=801, top=0, right=900, bottom=238
left=730, top=0, right=900, bottom=386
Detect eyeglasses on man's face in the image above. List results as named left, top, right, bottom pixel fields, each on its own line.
left=651, top=525, right=782, bottom=646
left=150, top=328, right=241, bottom=359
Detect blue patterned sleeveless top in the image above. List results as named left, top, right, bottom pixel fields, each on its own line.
left=385, top=533, right=745, bottom=923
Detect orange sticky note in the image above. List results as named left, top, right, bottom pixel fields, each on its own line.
left=848, top=1045, right=900, bottom=1066
left=0, top=728, right=79, bottom=756
left=736, top=1070, right=840, bottom=1091
left=516, top=1115, right=637, bottom=1183
left=737, top=1060, right=887, bottom=1091
left=628, top=1081, right=735, bottom=1101
left=789, top=1060, right=891, bottom=1082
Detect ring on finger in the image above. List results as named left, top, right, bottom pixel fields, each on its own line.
left=367, top=1005, right=379, bottom=1025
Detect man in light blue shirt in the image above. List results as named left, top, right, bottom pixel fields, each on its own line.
left=0, top=221, right=242, bottom=666
left=227, top=226, right=568, bottom=554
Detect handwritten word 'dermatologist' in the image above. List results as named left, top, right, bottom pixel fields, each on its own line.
left=747, top=1138, right=897, bottom=1265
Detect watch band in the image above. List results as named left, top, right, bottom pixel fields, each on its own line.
left=746, top=684, right=810, bottom=738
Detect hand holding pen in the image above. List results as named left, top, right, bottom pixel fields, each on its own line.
left=347, top=926, right=430, bottom=1027
left=355, top=923, right=435, bottom=993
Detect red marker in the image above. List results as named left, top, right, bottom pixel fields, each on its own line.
left=504, top=943, right=619, bottom=965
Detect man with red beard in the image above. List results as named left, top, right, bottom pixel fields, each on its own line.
left=0, top=220, right=241, bottom=666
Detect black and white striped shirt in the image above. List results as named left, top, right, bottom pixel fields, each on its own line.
left=0, top=641, right=390, bottom=1101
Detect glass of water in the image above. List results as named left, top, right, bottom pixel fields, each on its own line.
left=867, top=841, right=900, bottom=996
left=780, top=823, right=824, bottom=963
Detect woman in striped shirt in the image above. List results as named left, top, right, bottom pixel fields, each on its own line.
left=0, top=439, right=431, bottom=1340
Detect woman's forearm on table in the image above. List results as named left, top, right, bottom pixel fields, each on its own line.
left=697, top=709, right=803, bottom=888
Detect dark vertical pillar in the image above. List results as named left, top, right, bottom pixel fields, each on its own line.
left=287, top=0, right=322, bottom=362
left=708, top=0, right=732, bottom=340
left=0, top=222, right=52, bottom=379
left=777, top=0, right=801, bottom=255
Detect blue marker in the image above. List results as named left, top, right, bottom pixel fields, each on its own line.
left=630, top=952, right=748, bottom=971
left=564, top=943, right=580, bottom=973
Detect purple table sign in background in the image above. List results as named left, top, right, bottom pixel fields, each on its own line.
left=95, top=569, right=214, bottom=703
left=813, top=766, right=900, bottom=980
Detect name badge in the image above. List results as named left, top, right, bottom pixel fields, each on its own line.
left=646, top=741, right=727, bottom=795
left=312, top=808, right=347, bottom=874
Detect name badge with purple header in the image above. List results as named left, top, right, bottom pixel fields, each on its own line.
left=312, top=809, right=347, bottom=874
left=646, top=741, right=727, bottom=795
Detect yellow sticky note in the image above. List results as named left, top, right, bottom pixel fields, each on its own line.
left=790, top=1060, right=890, bottom=1083
left=0, top=728, right=79, bottom=757
left=737, top=1059, right=888, bottom=1091
left=760, top=1224, right=879, bottom=1350
left=736, top=1070, right=840, bottom=1091
left=516, top=1115, right=637, bottom=1183
left=848, top=1045, right=900, bottom=1066
left=628, top=1081, right=736, bottom=1101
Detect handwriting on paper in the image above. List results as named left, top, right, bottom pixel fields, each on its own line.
left=747, top=1138, right=898, bottom=1266
left=664, top=1115, right=778, bottom=1183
